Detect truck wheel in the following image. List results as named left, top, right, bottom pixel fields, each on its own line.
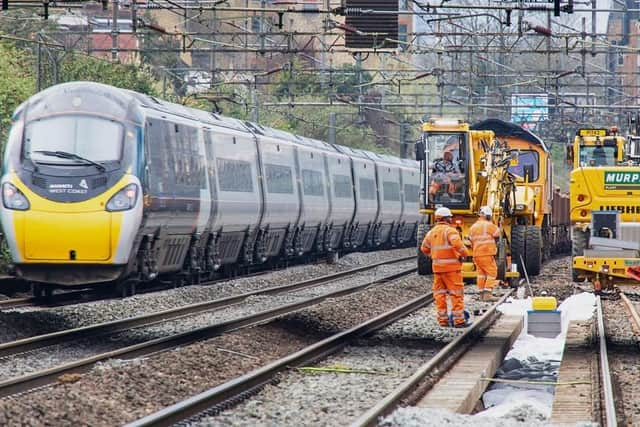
left=497, top=238, right=506, bottom=281
left=571, top=228, right=589, bottom=282
left=524, top=225, right=542, bottom=276
left=417, top=223, right=432, bottom=275
left=510, top=225, right=526, bottom=274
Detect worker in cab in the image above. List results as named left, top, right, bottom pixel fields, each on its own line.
left=421, top=207, right=471, bottom=328
left=469, top=206, right=501, bottom=302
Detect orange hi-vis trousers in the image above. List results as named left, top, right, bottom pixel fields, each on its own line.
left=474, top=255, right=498, bottom=291
left=433, top=270, right=465, bottom=326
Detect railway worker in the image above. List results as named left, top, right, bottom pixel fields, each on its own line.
left=421, top=207, right=471, bottom=328
left=469, top=206, right=501, bottom=302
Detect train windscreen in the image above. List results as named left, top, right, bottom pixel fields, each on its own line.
left=23, top=115, right=123, bottom=165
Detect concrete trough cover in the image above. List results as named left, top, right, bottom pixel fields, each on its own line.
left=417, top=315, right=524, bottom=414
left=550, top=320, right=596, bottom=425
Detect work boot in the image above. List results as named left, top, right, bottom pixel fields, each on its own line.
left=454, top=319, right=473, bottom=328
left=480, top=290, right=498, bottom=302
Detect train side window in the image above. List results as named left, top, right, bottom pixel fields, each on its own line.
left=146, top=118, right=175, bottom=194
left=265, top=163, right=294, bottom=194
left=217, top=158, right=253, bottom=192
left=302, top=169, right=324, bottom=197
left=383, top=181, right=400, bottom=201
left=359, top=178, right=376, bottom=200
left=333, top=174, right=352, bottom=198
left=403, top=184, right=419, bottom=202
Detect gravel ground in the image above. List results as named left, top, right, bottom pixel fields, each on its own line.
left=0, top=253, right=582, bottom=427
left=0, top=261, right=415, bottom=382
left=377, top=255, right=582, bottom=427
left=604, top=295, right=640, bottom=426
left=602, top=298, right=637, bottom=346
left=193, top=287, right=498, bottom=426
left=0, top=248, right=413, bottom=343
left=0, top=263, right=430, bottom=426
left=527, top=256, right=577, bottom=302
left=609, top=350, right=640, bottom=426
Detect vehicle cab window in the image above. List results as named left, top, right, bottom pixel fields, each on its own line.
left=425, top=132, right=467, bottom=207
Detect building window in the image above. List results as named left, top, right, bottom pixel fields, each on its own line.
left=399, top=0, right=408, bottom=10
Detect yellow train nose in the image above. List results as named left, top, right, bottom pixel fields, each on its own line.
left=24, top=211, right=112, bottom=261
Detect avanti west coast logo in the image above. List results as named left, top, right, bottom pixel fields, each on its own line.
left=604, top=171, right=640, bottom=190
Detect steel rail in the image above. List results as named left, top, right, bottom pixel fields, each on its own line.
left=0, top=296, right=34, bottom=309
left=596, top=296, right=617, bottom=427
left=0, top=254, right=409, bottom=310
left=124, top=288, right=433, bottom=427
left=0, top=267, right=416, bottom=399
left=0, top=256, right=414, bottom=359
left=350, top=290, right=513, bottom=427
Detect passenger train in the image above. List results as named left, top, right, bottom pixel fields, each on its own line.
left=0, top=82, right=420, bottom=294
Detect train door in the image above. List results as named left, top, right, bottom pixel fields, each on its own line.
left=297, top=145, right=330, bottom=254
left=144, top=117, right=176, bottom=233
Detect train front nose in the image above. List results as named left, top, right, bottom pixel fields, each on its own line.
left=23, top=210, right=113, bottom=261
left=1, top=176, right=142, bottom=285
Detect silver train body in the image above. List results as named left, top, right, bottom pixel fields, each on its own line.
left=0, top=82, right=421, bottom=287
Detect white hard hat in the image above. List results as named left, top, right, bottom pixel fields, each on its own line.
left=435, top=206, right=453, bottom=219
left=479, top=206, right=492, bottom=217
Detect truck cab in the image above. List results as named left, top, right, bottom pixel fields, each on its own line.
left=566, top=128, right=626, bottom=169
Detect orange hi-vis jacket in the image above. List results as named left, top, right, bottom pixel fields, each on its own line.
left=421, top=221, right=469, bottom=273
left=469, top=217, right=501, bottom=257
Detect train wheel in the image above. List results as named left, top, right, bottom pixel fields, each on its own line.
left=524, top=225, right=542, bottom=276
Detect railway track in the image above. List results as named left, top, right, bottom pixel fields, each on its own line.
left=123, top=291, right=512, bottom=427
left=0, top=257, right=416, bottom=400
left=0, top=255, right=413, bottom=311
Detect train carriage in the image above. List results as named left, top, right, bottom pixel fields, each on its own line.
left=0, top=81, right=420, bottom=292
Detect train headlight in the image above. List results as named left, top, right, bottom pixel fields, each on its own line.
left=515, top=203, right=526, bottom=211
left=2, top=183, right=29, bottom=211
left=106, top=184, right=138, bottom=212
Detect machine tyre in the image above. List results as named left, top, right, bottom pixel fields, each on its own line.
left=497, top=238, right=506, bottom=281
left=524, top=225, right=542, bottom=276
left=510, top=225, right=526, bottom=274
left=417, top=223, right=432, bottom=275
left=571, top=228, right=589, bottom=282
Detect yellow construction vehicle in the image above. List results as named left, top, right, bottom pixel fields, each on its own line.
left=567, top=127, right=640, bottom=288
left=566, top=127, right=626, bottom=169
left=414, top=118, right=520, bottom=284
left=472, top=119, right=571, bottom=275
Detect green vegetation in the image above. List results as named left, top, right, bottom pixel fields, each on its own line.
left=0, top=43, right=35, bottom=144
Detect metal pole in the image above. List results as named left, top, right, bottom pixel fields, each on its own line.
left=111, top=0, right=119, bottom=62
left=210, top=8, right=216, bottom=87
left=329, top=112, right=336, bottom=145
left=260, top=0, right=265, bottom=54
left=36, top=33, right=42, bottom=92
left=251, top=86, right=259, bottom=123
